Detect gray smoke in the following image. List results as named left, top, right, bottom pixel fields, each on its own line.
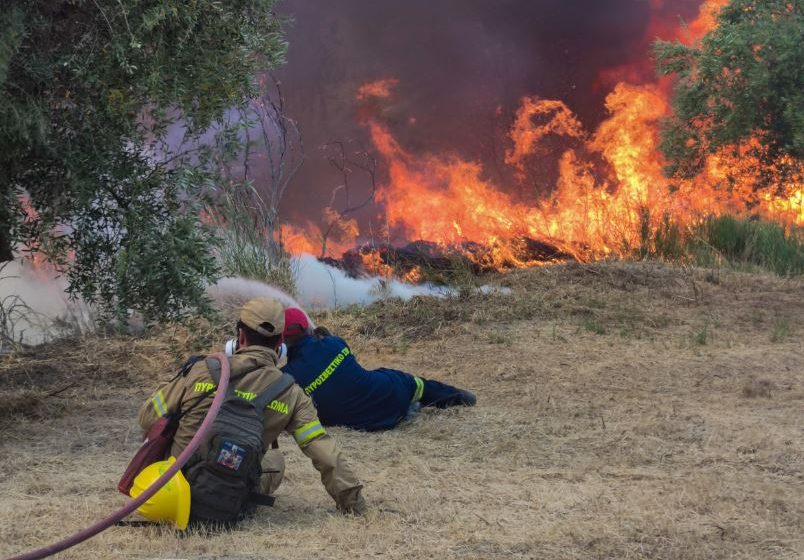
left=0, top=261, right=94, bottom=349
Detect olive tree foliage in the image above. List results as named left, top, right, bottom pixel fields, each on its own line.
left=0, top=1, right=286, bottom=323
left=654, top=0, right=803, bottom=178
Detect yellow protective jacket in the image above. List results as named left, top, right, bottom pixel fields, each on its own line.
left=138, top=345, right=365, bottom=513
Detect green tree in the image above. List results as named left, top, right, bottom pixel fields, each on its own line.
left=0, top=1, right=285, bottom=323
left=654, top=0, right=803, bottom=178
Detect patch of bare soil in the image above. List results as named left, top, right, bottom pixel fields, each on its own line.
left=1, top=262, right=802, bottom=559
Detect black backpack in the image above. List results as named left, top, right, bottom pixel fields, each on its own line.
left=184, top=357, right=294, bottom=524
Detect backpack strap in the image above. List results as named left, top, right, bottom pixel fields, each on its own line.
left=205, top=357, right=222, bottom=385
left=167, top=354, right=206, bottom=382
left=253, top=373, right=295, bottom=411
left=205, top=356, right=255, bottom=392
left=205, top=356, right=237, bottom=396
left=180, top=355, right=207, bottom=376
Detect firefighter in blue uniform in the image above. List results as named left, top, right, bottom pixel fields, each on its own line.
left=281, top=308, right=476, bottom=432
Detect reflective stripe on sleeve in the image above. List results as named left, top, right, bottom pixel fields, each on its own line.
left=294, top=420, right=326, bottom=445
left=151, top=390, right=168, bottom=417
left=411, top=376, right=424, bottom=403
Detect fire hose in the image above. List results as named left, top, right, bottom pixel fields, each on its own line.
left=7, top=352, right=231, bottom=560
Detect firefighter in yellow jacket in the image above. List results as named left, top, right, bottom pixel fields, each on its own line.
left=138, top=297, right=366, bottom=522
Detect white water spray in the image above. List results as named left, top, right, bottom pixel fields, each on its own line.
left=0, top=253, right=458, bottom=347
left=205, top=254, right=452, bottom=319
left=291, top=254, right=450, bottom=309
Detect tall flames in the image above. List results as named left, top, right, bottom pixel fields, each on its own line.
left=284, top=0, right=802, bottom=273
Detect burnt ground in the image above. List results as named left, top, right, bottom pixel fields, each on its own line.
left=0, top=261, right=802, bottom=559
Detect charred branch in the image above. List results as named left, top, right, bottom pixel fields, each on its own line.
left=324, top=237, right=574, bottom=281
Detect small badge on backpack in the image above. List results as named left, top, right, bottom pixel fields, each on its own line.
left=216, top=441, right=247, bottom=471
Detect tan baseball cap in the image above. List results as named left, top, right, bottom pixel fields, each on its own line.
left=239, top=298, right=285, bottom=338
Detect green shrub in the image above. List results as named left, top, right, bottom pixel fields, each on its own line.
left=215, top=230, right=297, bottom=295
left=692, top=216, right=803, bottom=276
left=583, top=319, right=607, bottom=335
left=642, top=213, right=802, bottom=276
left=209, top=183, right=297, bottom=295
left=653, top=213, right=685, bottom=261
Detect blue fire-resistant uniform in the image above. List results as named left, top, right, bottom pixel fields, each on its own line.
left=281, top=334, right=421, bottom=431
left=283, top=334, right=476, bottom=431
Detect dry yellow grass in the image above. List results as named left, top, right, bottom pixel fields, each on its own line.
left=1, top=262, right=802, bottom=559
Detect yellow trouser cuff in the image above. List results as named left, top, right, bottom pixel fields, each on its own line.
left=411, top=376, right=424, bottom=403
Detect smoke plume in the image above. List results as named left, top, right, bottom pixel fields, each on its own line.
left=0, top=261, right=93, bottom=348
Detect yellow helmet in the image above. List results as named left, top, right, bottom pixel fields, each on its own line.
left=129, top=456, right=191, bottom=530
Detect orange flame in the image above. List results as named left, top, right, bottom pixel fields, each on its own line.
left=506, top=98, right=584, bottom=176
left=402, top=266, right=424, bottom=283
left=14, top=195, right=70, bottom=281
left=687, top=0, right=731, bottom=42
left=356, top=78, right=400, bottom=101
left=366, top=77, right=801, bottom=263
left=283, top=0, right=801, bottom=277
left=278, top=208, right=360, bottom=258
left=359, top=250, right=395, bottom=278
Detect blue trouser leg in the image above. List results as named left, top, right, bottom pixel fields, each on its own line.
left=418, top=378, right=467, bottom=408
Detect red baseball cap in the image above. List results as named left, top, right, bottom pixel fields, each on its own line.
left=283, top=308, right=310, bottom=338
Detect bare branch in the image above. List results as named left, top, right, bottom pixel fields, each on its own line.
left=208, top=71, right=305, bottom=263
left=318, top=142, right=378, bottom=257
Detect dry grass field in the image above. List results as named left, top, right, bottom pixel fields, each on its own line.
left=1, top=262, right=801, bottom=559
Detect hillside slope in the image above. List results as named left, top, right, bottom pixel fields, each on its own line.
left=1, top=262, right=802, bottom=559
